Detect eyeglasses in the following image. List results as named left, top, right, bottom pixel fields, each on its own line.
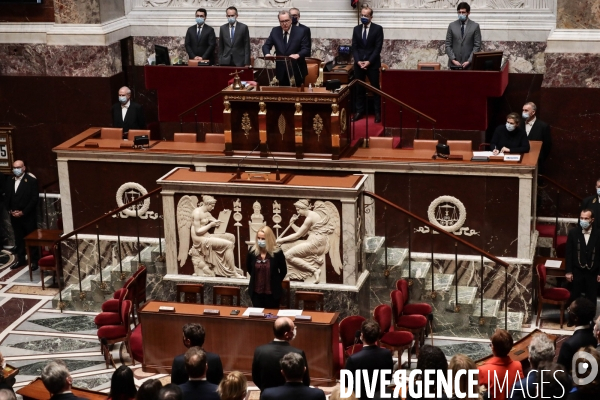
left=279, top=19, right=291, bottom=25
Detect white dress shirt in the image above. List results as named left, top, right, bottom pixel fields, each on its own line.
left=14, top=173, right=24, bottom=192
left=583, top=226, right=592, bottom=245
left=525, top=116, right=536, bottom=135
left=121, top=100, right=130, bottom=121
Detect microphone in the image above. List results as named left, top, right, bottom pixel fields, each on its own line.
left=264, top=143, right=280, bottom=180
left=236, top=142, right=261, bottom=179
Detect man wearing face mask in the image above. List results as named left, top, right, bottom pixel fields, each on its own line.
left=556, top=297, right=597, bottom=373
left=289, top=8, right=311, bottom=53
left=581, top=179, right=600, bottom=229
left=111, top=86, right=146, bottom=139
left=519, top=102, right=551, bottom=171
left=4, top=160, right=38, bottom=270
left=490, top=112, right=530, bottom=155
left=218, top=7, right=250, bottom=67
left=185, top=8, right=216, bottom=64
left=351, top=4, right=384, bottom=123
left=445, top=2, right=481, bottom=70
left=252, top=317, right=310, bottom=391
left=565, top=209, right=600, bottom=308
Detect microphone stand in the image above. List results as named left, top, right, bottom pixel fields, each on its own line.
left=236, top=142, right=261, bottom=179
left=264, top=143, right=281, bottom=180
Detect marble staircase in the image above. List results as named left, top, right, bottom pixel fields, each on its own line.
left=365, top=236, right=523, bottom=339
left=52, top=244, right=165, bottom=312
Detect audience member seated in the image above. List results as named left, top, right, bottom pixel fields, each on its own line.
left=490, top=112, right=530, bottom=155
left=330, top=386, right=356, bottom=400
left=448, top=354, right=482, bottom=400
left=217, top=371, right=247, bottom=400
left=344, top=320, right=393, bottom=399
left=557, top=298, right=598, bottom=372
left=0, top=351, right=14, bottom=394
left=252, top=317, right=310, bottom=391
left=178, top=347, right=219, bottom=400
left=478, top=329, right=523, bottom=400
left=108, top=366, right=137, bottom=400
left=507, top=333, right=555, bottom=400
left=172, top=323, right=223, bottom=386
left=535, top=362, right=571, bottom=400
left=569, top=347, right=600, bottom=399
left=407, top=345, right=449, bottom=400
left=158, top=385, right=183, bottom=400
left=0, top=389, right=15, bottom=400
left=41, top=360, right=89, bottom=400
left=136, top=379, right=162, bottom=400
left=260, top=353, right=325, bottom=400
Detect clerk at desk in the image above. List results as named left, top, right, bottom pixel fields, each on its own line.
left=111, top=86, right=146, bottom=138
left=491, top=112, right=530, bottom=155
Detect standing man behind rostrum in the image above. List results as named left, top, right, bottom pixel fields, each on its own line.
left=289, top=8, right=311, bottom=53
left=112, top=86, right=146, bottom=139
left=185, top=8, right=216, bottom=65
left=351, top=4, right=383, bottom=124
left=218, top=7, right=251, bottom=67
left=445, top=2, right=481, bottom=70
left=520, top=102, right=552, bottom=172
left=5, top=160, right=38, bottom=271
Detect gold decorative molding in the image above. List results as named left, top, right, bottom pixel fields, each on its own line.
left=313, top=114, right=323, bottom=141
left=258, top=102, right=266, bottom=114
left=278, top=114, right=286, bottom=140
left=241, top=112, right=251, bottom=139
left=340, top=108, right=347, bottom=134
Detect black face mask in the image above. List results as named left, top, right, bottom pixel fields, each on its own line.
left=567, top=311, right=577, bottom=327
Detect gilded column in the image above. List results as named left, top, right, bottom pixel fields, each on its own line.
left=331, top=103, right=341, bottom=160
left=294, top=102, right=303, bottom=159
left=223, top=100, right=233, bottom=156
left=258, top=101, right=267, bottom=157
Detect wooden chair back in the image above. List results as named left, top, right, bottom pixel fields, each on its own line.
left=280, top=280, right=291, bottom=309
left=176, top=283, right=205, bottom=304
left=213, top=286, right=241, bottom=306
left=294, top=291, right=324, bottom=311
left=100, top=128, right=123, bottom=140
left=174, top=133, right=197, bottom=143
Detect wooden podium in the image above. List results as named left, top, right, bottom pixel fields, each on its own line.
left=222, top=85, right=351, bottom=160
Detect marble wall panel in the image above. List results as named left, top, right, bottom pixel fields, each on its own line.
left=556, top=0, right=600, bottom=29
left=543, top=53, right=600, bottom=89
left=54, top=0, right=101, bottom=24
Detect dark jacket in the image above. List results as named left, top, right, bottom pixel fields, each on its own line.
left=351, top=23, right=384, bottom=68
left=580, top=195, right=600, bottom=229
left=565, top=225, right=600, bottom=275
left=246, top=250, right=287, bottom=299
left=4, top=173, right=38, bottom=219
left=262, top=25, right=310, bottom=86
left=345, top=346, right=394, bottom=399
left=260, top=382, right=325, bottom=400
left=50, top=393, right=89, bottom=400
left=519, top=118, right=551, bottom=162
left=556, top=327, right=598, bottom=372
left=111, top=101, right=146, bottom=133
left=490, top=125, right=530, bottom=154
left=171, top=351, right=223, bottom=386
left=178, top=380, right=219, bottom=400
left=185, top=24, right=216, bottom=63
left=252, top=341, right=310, bottom=391
left=218, top=21, right=251, bottom=67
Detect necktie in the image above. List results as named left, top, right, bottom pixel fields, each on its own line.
left=461, top=23, right=464, bottom=38
left=197, top=26, right=201, bottom=40
left=230, top=25, right=235, bottom=41
left=284, top=31, right=288, bottom=44
left=362, top=27, right=367, bottom=45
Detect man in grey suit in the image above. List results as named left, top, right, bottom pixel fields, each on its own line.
left=218, top=6, right=251, bottom=67
left=445, top=2, right=481, bottom=69
left=185, top=8, right=216, bottom=64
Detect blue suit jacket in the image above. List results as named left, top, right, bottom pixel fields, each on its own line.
left=351, top=23, right=383, bottom=68
left=179, top=380, right=219, bottom=400
left=260, top=382, right=325, bottom=400
left=262, top=25, right=310, bottom=85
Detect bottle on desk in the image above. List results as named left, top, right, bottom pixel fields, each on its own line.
left=308, top=83, right=313, bottom=92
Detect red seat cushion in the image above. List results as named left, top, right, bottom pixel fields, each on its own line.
left=97, top=324, right=127, bottom=340
left=101, top=299, right=120, bottom=313
left=381, top=331, right=413, bottom=347
left=130, top=324, right=144, bottom=362
left=94, top=312, right=120, bottom=327
left=397, top=314, right=428, bottom=329
left=344, top=344, right=363, bottom=357
left=403, top=303, right=433, bottom=316
left=41, top=249, right=53, bottom=258
left=113, top=288, right=125, bottom=299
left=536, top=224, right=555, bottom=238
left=543, top=288, right=570, bottom=301
left=38, top=255, right=55, bottom=267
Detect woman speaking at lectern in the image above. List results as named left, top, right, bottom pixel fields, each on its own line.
left=247, top=226, right=287, bottom=308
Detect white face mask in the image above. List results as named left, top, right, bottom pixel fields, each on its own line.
left=506, top=123, right=516, bottom=132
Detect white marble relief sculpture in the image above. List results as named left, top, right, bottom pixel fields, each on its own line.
left=177, top=195, right=244, bottom=278
left=272, top=200, right=282, bottom=236
left=276, top=199, right=342, bottom=284
left=113, top=182, right=159, bottom=219
left=414, top=195, right=480, bottom=236
left=248, top=201, right=266, bottom=244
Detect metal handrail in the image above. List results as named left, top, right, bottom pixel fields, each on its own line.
left=538, top=174, right=583, bottom=202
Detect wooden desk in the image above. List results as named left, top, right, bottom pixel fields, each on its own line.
left=140, top=301, right=339, bottom=383
left=324, top=65, right=354, bottom=84
left=476, top=329, right=558, bottom=368
left=17, top=378, right=107, bottom=400
left=77, top=139, right=159, bottom=149
left=24, top=229, right=62, bottom=282
left=533, top=256, right=566, bottom=277
left=152, top=141, right=224, bottom=153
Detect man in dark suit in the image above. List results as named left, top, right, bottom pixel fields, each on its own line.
left=262, top=10, right=310, bottom=87
left=171, top=323, right=223, bottom=386
left=445, top=2, right=481, bottom=69
left=507, top=334, right=555, bottom=400
left=260, top=353, right=325, bottom=400
left=111, top=86, right=146, bottom=139
left=40, top=360, right=88, bottom=400
left=289, top=8, right=311, bottom=53
left=344, top=320, right=394, bottom=399
left=252, top=317, right=310, bottom=391
left=158, top=384, right=183, bottom=400
left=5, top=160, right=38, bottom=270
left=565, top=209, right=600, bottom=306
left=557, top=298, right=598, bottom=372
left=185, top=8, right=216, bottom=64
left=520, top=102, right=552, bottom=172
left=218, top=7, right=251, bottom=67
left=580, top=180, right=600, bottom=229
left=351, top=5, right=384, bottom=123
left=178, top=347, right=219, bottom=400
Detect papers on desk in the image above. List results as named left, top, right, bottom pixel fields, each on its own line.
left=473, top=151, right=503, bottom=157
left=242, top=307, right=264, bottom=316
left=545, top=259, right=562, bottom=269
left=277, top=309, right=303, bottom=317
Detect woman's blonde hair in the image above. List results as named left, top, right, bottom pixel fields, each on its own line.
left=217, top=371, right=247, bottom=400
left=448, top=354, right=483, bottom=400
left=330, top=385, right=356, bottom=400
left=251, top=225, right=279, bottom=256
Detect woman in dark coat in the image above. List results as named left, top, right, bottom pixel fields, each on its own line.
left=247, top=226, right=287, bottom=309
left=491, top=112, right=530, bottom=155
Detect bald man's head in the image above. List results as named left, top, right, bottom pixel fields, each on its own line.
left=273, top=317, right=296, bottom=341
left=118, top=86, right=131, bottom=104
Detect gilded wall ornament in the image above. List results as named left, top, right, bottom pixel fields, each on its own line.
left=340, top=108, right=347, bottom=134
left=241, top=112, right=251, bottom=139
left=278, top=114, right=286, bottom=140
left=313, top=114, right=323, bottom=141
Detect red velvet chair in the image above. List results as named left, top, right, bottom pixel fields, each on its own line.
left=396, top=279, right=433, bottom=337
left=536, top=264, right=570, bottom=328
left=390, top=290, right=427, bottom=356
left=94, top=288, right=130, bottom=327
left=374, top=304, right=414, bottom=368
left=97, top=300, right=134, bottom=368
left=101, top=276, right=135, bottom=313
left=130, top=323, right=143, bottom=363
left=339, top=315, right=365, bottom=365
left=133, top=266, right=147, bottom=319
